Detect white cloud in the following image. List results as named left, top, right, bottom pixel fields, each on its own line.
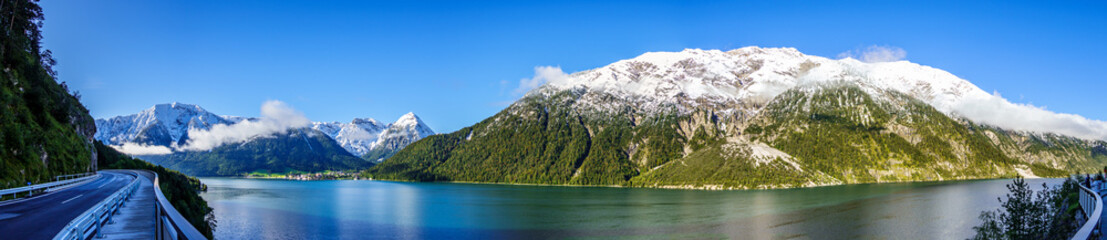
left=178, top=100, right=311, bottom=151
left=838, top=45, right=907, bottom=63
left=513, top=66, right=569, bottom=95
left=953, top=93, right=1107, bottom=141
left=111, top=143, right=173, bottom=155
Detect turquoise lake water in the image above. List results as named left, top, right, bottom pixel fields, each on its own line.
left=198, top=177, right=1061, bottom=239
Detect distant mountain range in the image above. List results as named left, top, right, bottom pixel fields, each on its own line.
left=367, top=47, right=1107, bottom=189
left=311, top=112, right=435, bottom=162
left=95, top=103, right=434, bottom=176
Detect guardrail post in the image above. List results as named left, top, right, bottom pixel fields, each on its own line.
left=94, top=212, right=103, bottom=238
left=155, top=201, right=161, bottom=240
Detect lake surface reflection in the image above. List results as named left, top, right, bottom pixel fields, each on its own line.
left=198, top=178, right=1061, bottom=239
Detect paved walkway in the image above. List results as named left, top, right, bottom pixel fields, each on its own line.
left=1098, top=188, right=1107, bottom=240
left=98, top=171, right=155, bottom=240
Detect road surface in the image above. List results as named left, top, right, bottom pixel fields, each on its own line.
left=0, top=170, right=136, bottom=239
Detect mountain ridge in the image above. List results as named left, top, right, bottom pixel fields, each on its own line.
left=95, top=103, right=434, bottom=157
left=94, top=103, right=435, bottom=175
left=530, top=47, right=1105, bottom=141
left=311, top=111, right=435, bottom=161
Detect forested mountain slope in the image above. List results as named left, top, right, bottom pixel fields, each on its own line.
left=138, top=128, right=370, bottom=176
left=367, top=48, right=1107, bottom=189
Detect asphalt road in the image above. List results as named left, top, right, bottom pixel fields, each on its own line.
left=0, top=170, right=136, bottom=239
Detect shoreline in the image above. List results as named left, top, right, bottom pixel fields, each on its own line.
left=241, top=176, right=360, bottom=180
left=354, top=174, right=1064, bottom=191
left=202, top=172, right=1065, bottom=191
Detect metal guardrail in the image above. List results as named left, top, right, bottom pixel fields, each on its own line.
left=52, top=171, right=141, bottom=240
left=0, top=172, right=97, bottom=199
left=41, top=170, right=207, bottom=240
left=55, top=172, right=96, bottom=182
left=1073, top=183, right=1102, bottom=240
left=151, top=171, right=208, bottom=240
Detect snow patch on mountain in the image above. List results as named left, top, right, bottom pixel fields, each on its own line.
left=528, top=46, right=1107, bottom=141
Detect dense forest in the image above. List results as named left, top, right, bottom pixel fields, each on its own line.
left=0, top=0, right=97, bottom=188
left=367, top=90, right=685, bottom=185
left=367, top=85, right=1107, bottom=189
left=95, top=141, right=215, bottom=239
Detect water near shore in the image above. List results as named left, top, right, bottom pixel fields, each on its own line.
left=198, top=177, right=1061, bottom=239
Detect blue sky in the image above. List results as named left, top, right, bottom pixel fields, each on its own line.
left=40, top=0, right=1107, bottom=133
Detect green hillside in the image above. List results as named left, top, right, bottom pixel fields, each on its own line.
left=367, top=90, right=684, bottom=185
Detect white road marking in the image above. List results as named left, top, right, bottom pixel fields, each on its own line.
left=0, top=213, right=20, bottom=221
left=61, top=194, right=83, bottom=204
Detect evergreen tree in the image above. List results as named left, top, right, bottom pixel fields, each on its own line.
left=971, top=177, right=1079, bottom=240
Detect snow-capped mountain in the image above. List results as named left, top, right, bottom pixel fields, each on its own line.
left=364, top=113, right=436, bottom=161
left=369, top=46, right=1107, bottom=189
left=527, top=46, right=1107, bottom=141
left=312, top=113, right=435, bottom=161
left=95, top=102, right=236, bottom=147
left=312, top=118, right=387, bottom=156
left=95, top=103, right=434, bottom=162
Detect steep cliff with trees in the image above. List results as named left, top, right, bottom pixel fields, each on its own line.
left=0, top=0, right=97, bottom=188
left=0, top=2, right=215, bottom=237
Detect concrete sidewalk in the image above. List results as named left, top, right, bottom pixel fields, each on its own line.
left=97, top=173, right=155, bottom=240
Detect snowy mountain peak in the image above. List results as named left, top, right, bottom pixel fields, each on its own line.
left=95, top=102, right=232, bottom=146
left=307, top=112, right=434, bottom=159
left=393, top=112, right=424, bottom=127
left=387, top=112, right=434, bottom=138
left=395, top=112, right=432, bottom=135
left=348, top=112, right=436, bottom=161
left=537, top=46, right=989, bottom=118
